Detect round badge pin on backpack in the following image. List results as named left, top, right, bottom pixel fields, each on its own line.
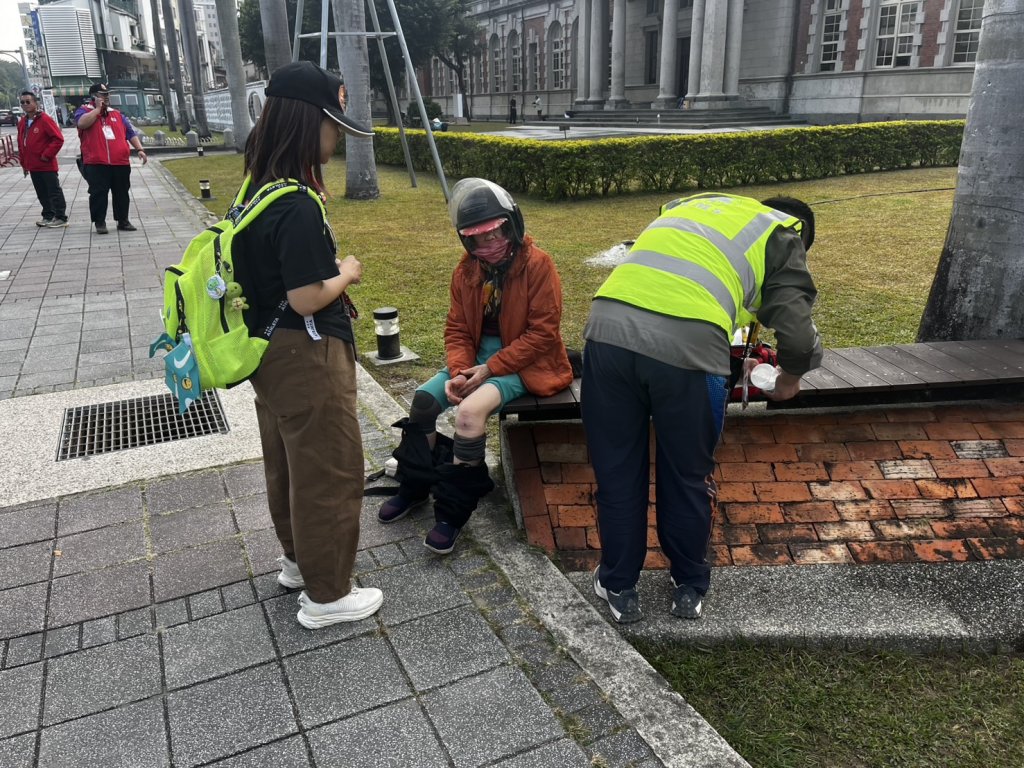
left=206, top=274, right=227, bottom=299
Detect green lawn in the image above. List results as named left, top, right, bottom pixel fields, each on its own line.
left=156, top=154, right=1020, bottom=768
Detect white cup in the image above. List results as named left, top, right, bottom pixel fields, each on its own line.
left=749, top=363, right=779, bottom=392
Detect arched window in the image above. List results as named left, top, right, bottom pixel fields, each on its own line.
left=490, top=34, right=503, bottom=92
left=549, top=21, right=564, bottom=90
left=508, top=30, right=521, bottom=93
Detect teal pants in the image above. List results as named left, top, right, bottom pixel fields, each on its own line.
left=417, top=336, right=527, bottom=411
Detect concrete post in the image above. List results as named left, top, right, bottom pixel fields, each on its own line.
left=587, top=0, right=607, bottom=106
left=186, top=130, right=199, bottom=148
left=607, top=0, right=628, bottom=108
left=574, top=0, right=592, bottom=106
left=154, top=130, right=167, bottom=146
left=723, top=0, right=746, bottom=98
left=685, top=0, right=706, bottom=101
left=653, top=0, right=679, bottom=109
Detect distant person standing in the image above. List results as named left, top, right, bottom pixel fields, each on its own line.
left=17, top=91, right=68, bottom=228
left=75, top=83, right=148, bottom=235
left=533, top=95, right=542, bottom=119
left=508, top=97, right=517, bottom=124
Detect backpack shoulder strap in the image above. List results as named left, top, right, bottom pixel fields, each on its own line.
left=232, top=179, right=326, bottom=235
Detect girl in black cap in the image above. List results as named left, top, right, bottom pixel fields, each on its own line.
left=237, top=61, right=381, bottom=629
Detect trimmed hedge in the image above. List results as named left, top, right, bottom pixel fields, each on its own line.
left=361, top=120, right=964, bottom=199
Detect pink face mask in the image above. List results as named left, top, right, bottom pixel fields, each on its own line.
left=473, top=237, right=512, bottom=265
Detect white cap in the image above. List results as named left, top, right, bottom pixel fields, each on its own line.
left=749, top=364, right=779, bottom=392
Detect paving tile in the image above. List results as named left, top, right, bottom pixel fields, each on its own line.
left=286, top=635, right=410, bottom=728
left=262, top=593, right=368, bottom=656
left=52, top=522, right=146, bottom=577
left=162, top=605, right=276, bottom=690
left=43, top=634, right=161, bottom=726
left=498, top=623, right=549, bottom=650
left=0, top=582, right=48, bottom=639
left=207, top=735, right=310, bottom=767
left=253, top=573, right=290, bottom=602
left=188, top=589, right=224, bottom=620
left=167, top=664, right=297, bottom=768
left=155, top=598, right=189, bottom=629
left=0, top=540, right=52, bottom=589
left=0, top=662, right=43, bottom=738
left=587, top=728, right=657, bottom=766
left=56, top=487, right=143, bottom=536
left=37, top=697, right=167, bottom=768
left=150, top=504, right=237, bottom=553
left=147, top=472, right=227, bottom=515
left=307, top=699, right=448, bottom=768
left=231, top=493, right=272, bottom=531
left=243, top=528, right=282, bottom=576
left=222, top=464, right=266, bottom=500
left=4, top=632, right=43, bottom=668
left=543, top=680, right=607, bottom=717
left=389, top=606, right=510, bottom=692
left=152, top=539, right=249, bottom=602
left=47, top=561, right=151, bottom=629
left=0, top=732, right=36, bottom=768
left=221, top=581, right=256, bottom=611
left=0, top=502, right=56, bottom=548
left=360, top=560, right=471, bottom=626
left=43, top=625, right=80, bottom=659
left=422, top=665, right=564, bottom=768
left=572, top=701, right=627, bottom=743
left=492, top=739, right=592, bottom=768
left=117, top=607, right=154, bottom=639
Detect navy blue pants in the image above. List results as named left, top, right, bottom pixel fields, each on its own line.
left=581, top=340, right=727, bottom=594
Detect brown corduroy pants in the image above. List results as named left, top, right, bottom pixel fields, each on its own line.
left=251, top=329, right=364, bottom=603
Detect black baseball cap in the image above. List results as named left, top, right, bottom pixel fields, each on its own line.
left=265, top=61, right=373, bottom=138
left=88, top=83, right=109, bottom=95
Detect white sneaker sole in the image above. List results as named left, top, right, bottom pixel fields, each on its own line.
left=296, top=594, right=384, bottom=629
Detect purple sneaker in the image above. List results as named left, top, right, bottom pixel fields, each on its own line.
left=377, top=492, right=429, bottom=523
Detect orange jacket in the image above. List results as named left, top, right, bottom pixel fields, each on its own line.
left=445, top=235, right=573, bottom=397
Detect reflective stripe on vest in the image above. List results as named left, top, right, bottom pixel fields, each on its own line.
left=594, top=194, right=798, bottom=334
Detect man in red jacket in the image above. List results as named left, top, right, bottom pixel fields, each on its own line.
left=17, top=91, right=68, bottom=228
left=75, top=83, right=148, bottom=234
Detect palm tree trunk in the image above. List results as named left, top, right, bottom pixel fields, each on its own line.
left=918, top=0, right=1024, bottom=340
left=179, top=0, right=210, bottom=137
left=334, top=0, right=380, bottom=200
left=260, top=0, right=293, bottom=74
left=161, top=0, right=192, bottom=132
left=214, top=0, right=251, bottom=150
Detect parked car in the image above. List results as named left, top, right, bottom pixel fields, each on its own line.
left=0, top=110, right=16, bottom=127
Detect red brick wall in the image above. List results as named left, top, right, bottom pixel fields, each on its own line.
left=508, top=403, right=1024, bottom=571
left=918, top=0, right=943, bottom=67
left=843, top=0, right=867, bottom=72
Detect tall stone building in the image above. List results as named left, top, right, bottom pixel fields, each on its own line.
left=421, top=0, right=984, bottom=122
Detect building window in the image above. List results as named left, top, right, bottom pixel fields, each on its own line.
left=952, top=0, right=984, bottom=63
left=819, top=0, right=845, bottom=72
left=646, top=0, right=659, bottom=15
left=875, top=1, right=919, bottom=68
left=510, top=31, right=521, bottom=92
left=550, top=22, right=564, bottom=89
left=491, top=36, right=503, bottom=92
left=644, top=30, right=659, bottom=85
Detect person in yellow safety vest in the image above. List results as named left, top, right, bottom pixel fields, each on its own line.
left=582, top=193, right=823, bottom=624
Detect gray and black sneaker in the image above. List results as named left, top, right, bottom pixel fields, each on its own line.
left=593, top=567, right=642, bottom=623
left=671, top=580, right=703, bottom=620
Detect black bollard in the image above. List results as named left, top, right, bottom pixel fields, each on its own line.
left=373, top=307, right=402, bottom=360
left=199, top=179, right=214, bottom=200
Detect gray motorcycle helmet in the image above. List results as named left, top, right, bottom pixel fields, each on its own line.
left=448, top=178, right=525, bottom=252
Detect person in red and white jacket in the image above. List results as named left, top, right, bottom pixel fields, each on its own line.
left=75, top=82, right=147, bottom=235
left=17, top=91, right=68, bottom=228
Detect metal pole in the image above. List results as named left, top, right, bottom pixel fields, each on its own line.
left=364, top=0, right=416, bottom=187
left=383, top=0, right=448, bottom=200
left=320, top=0, right=329, bottom=68
left=19, top=47, right=30, bottom=90
left=292, top=0, right=305, bottom=61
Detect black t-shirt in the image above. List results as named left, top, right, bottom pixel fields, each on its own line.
left=233, top=192, right=353, bottom=344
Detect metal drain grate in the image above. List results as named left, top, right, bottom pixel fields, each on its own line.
left=57, top=391, right=229, bottom=460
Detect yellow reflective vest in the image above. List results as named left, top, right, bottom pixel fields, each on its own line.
left=595, top=194, right=801, bottom=335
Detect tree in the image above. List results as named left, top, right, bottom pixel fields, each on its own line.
left=239, top=0, right=342, bottom=77
left=215, top=0, right=251, bottom=150
left=260, top=0, right=294, bottom=74
left=161, top=0, right=192, bottom=132
left=918, top=0, right=1024, bottom=341
left=180, top=0, right=211, bottom=137
left=334, top=0, right=379, bottom=199
left=431, top=3, right=482, bottom=121
left=148, top=0, right=176, bottom=130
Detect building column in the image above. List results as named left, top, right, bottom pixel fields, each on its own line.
left=692, top=0, right=729, bottom=106
left=587, top=0, right=607, bottom=106
left=653, top=0, right=679, bottom=109
left=574, top=0, right=591, bottom=106
left=685, top=0, right=706, bottom=101
left=723, top=0, right=745, bottom=97
left=607, top=0, right=628, bottom=108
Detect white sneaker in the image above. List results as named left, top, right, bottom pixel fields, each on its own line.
left=296, top=587, right=383, bottom=629
left=276, top=555, right=305, bottom=589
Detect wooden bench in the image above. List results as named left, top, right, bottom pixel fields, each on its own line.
left=500, top=340, right=1024, bottom=420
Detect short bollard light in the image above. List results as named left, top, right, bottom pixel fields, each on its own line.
left=198, top=179, right=214, bottom=200
left=197, top=144, right=204, bottom=157
left=373, top=307, right=402, bottom=360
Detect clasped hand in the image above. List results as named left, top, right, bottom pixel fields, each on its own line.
left=445, top=364, right=491, bottom=404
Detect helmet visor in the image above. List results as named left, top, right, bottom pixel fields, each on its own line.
left=459, top=217, right=505, bottom=237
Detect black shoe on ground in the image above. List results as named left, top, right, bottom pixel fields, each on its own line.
left=593, top=567, right=642, bottom=623
left=117, top=220, right=137, bottom=231
left=424, top=522, right=461, bottom=555
left=671, top=580, right=704, bottom=620
left=377, top=492, right=429, bottom=523
left=95, top=222, right=108, bottom=235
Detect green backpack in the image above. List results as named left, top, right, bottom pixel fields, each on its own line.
left=150, top=176, right=326, bottom=412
